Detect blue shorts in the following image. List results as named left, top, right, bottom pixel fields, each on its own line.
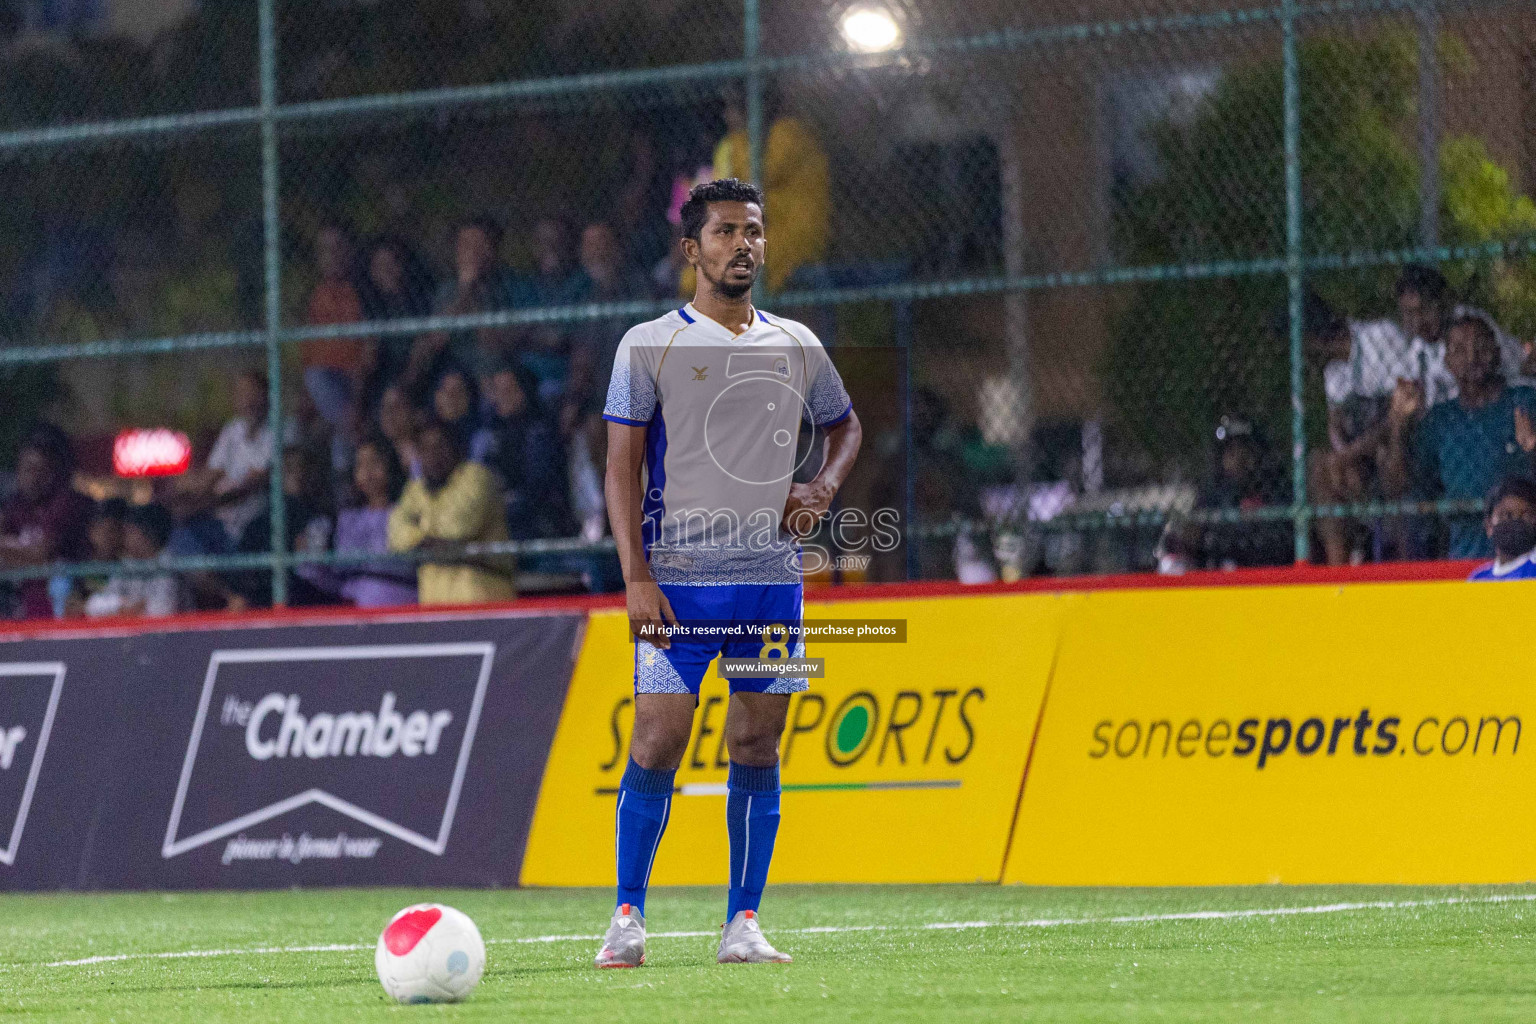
left=633, top=582, right=807, bottom=695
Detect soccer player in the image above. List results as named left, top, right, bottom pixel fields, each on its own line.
left=594, top=179, right=862, bottom=967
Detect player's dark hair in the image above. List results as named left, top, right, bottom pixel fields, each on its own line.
left=456, top=214, right=504, bottom=251
left=1487, top=475, right=1536, bottom=516
left=680, top=178, right=765, bottom=242
left=1394, top=263, right=1449, bottom=303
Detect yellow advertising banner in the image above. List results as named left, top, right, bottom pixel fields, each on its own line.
left=1005, top=580, right=1535, bottom=885
left=521, top=593, right=1058, bottom=886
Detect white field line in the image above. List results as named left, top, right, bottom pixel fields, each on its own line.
left=36, top=892, right=1536, bottom=969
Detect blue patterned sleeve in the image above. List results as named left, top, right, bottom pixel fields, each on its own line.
left=803, top=344, right=853, bottom=428
left=602, top=329, right=657, bottom=426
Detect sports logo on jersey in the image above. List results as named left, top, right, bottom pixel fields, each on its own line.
left=692, top=366, right=709, bottom=381
left=773, top=357, right=790, bottom=378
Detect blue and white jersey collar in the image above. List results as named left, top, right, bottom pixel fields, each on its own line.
left=678, top=303, right=771, bottom=333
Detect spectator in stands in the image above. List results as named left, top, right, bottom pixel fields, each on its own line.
left=377, top=382, right=424, bottom=480
left=1304, top=292, right=1416, bottom=564
left=1192, top=415, right=1293, bottom=569
left=472, top=359, right=574, bottom=540
left=298, top=434, right=417, bottom=607
left=1468, top=476, right=1536, bottom=580
left=302, top=222, right=374, bottom=444
left=431, top=365, right=481, bottom=457
left=160, top=481, right=237, bottom=611
left=1384, top=314, right=1536, bottom=558
left=68, top=497, right=129, bottom=614
left=567, top=221, right=653, bottom=537
left=359, top=235, right=435, bottom=400
left=570, top=221, right=651, bottom=432
left=0, top=424, right=91, bottom=619
left=227, top=444, right=335, bottom=608
left=516, top=216, right=585, bottom=412
left=290, top=378, right=338, bottom=490
left=388, top=418, right=515, bottom=605
left=85, top=497, right=127, bottom=564
left=405, top=216, right=515, bottom=395
left=709, top=85, right=829, bottom=291
left=85, top=503, right=186, bottom=619
left=1394, top=264, right=1528, bottom=400
left=612, top=130, right=675, bottom=275
left=188, top=369, right=293, bottom=546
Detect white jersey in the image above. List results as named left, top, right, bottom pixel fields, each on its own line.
left=602, top=303, right=853, bottom=584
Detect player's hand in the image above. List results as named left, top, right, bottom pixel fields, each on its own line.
left=783, top=479, right=836, bottom=539
left=1517, top=406, right=1536, bottom=454
left=627, top=580, right=677, bottom=649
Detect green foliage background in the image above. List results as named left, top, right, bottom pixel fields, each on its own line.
left=1106, top=32, right=1536, bottom=479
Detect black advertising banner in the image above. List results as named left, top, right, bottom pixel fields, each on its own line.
left=0, top=611, right=582, bottom=891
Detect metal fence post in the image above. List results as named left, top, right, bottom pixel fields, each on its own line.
left=259, top=0, right=289, bottom=606
left=1282, top=0, right=1309, bottom=565
left=744, top=0, right=764, bottom=191
left=1418, top=0, right=1440, bottom=247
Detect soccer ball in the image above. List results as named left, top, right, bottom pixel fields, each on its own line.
left=375, top=903, right=486, bottom=1004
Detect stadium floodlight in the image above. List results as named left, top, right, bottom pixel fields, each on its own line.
left=840, top=6, right=901, bottom=53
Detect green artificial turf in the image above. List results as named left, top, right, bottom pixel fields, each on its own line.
left=0, top=884, right=1533, bottom=1022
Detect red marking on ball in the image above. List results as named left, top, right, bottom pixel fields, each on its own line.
left=384, top=907, right=442, bottom=956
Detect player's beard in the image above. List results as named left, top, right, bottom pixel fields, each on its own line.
left=705, top=262, right=759, bottom=300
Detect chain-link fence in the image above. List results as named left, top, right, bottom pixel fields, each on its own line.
left=0, top=0, right=1531, bottom=616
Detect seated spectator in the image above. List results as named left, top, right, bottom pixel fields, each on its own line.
left=471, top=360, right=574, bottom=539
left=1192, top=415, right=1293, bottom=570
left=1394, top=264, right=1528, bottom=399
left=184, top=369, right=294, bottom=546
left=302, top=222, right=373, bottom=448
left=359, top=235, right=435, bottom=401
left=298, top=434, right=417, bottom=608
left=569, top=221, right=652, bottom=432
left=226, top=445, right=335, bottom=608
left=516, top=217, right=585, bottom=411
left=69, top=497, right=129, bottom=614
left=405, top=216, right=515, bottom=395
left=86, top=497, right=127, bottom=563
left=85, top=503, right=187, bottom=619
left=160, top=484, right=239, bottom=612
left=1469, top=476, right=1536, bottom=580
left=0, top=424, right=91, bottom=619
left=1385, top=314, right=1536, bottom=559
left=1304, top=293, right=1417, bottom=564
left=566, top=221, right=655, bottom=538
left=388, top=418, right=515, bottom=605
left=377, top=382, right=424, bottom=479
left=431, top=365, right=481, bottom=456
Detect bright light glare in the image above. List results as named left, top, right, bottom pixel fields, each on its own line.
left=841, top=7, right=901, bottom=53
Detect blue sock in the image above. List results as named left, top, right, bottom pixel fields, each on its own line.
left=615, top=759, right=674, bottom=915
left=726, top=761, right=781, bottom=919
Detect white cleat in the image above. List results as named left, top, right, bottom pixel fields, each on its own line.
left=717, top=910, right=792, bottom=964
left=594, top=903, right=646, bottom=968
